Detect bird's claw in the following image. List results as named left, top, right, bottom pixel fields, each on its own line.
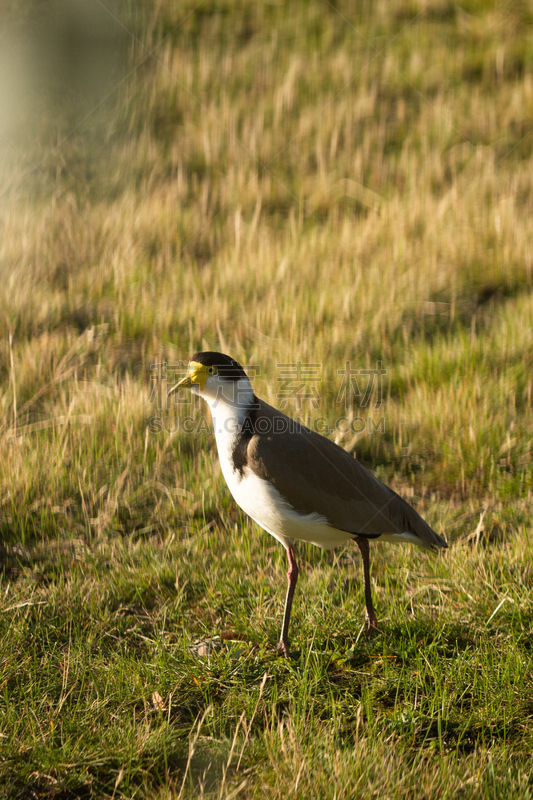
left=364, top=616, right=378, bottom=639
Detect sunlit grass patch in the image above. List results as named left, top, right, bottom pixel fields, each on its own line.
left=1, top=0, right=533, bottom=796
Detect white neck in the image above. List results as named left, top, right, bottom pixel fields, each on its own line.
left=202, top=377, right=254, bottom=443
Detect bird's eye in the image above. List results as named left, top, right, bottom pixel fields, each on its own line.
left=208, top=367, right=213, bottom=374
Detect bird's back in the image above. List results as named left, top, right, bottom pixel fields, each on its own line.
left=245, top=399, right=447, bottom=550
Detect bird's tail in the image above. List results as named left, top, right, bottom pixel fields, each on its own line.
left=390, top=493, right=448, bottom=551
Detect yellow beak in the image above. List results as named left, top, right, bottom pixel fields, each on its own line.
left=167, top=375, right=192, bottom=396
left=167, top=361, right=209, bottom=397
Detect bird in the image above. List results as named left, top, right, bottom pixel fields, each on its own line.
left=167, top=351, right=448, bottom=657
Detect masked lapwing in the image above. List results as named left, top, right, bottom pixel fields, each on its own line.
left=168, top=352, right=447, bottom=657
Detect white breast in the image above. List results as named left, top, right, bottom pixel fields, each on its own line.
left=204, top=386, right=354, bottom=550
left=207, top=397, right=418, bottom=550
left=213, top=423, right=353, bottom=551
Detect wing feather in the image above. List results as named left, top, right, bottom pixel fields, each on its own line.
left=246, top=399, right=447, bottom=550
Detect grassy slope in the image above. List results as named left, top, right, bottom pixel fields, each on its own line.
left=1, top=0, right=533, bottom=796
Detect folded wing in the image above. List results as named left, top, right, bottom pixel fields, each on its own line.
left=246, top=400, right=447, bottom=550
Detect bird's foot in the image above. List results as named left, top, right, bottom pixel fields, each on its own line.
left=277, top=639, right=291, bottom=658
left=364, top=615, right=378, bottom=640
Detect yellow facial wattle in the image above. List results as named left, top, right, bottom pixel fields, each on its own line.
left=167, top=361, right=217, bottom=396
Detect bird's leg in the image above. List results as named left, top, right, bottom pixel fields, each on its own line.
left=278, top=545, right=299, bottom=657
left=355, top=536, right=378, bottom=636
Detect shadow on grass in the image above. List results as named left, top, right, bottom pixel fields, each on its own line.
left=9, top=738, right=230, bottom=800
left=383, top=619, right=478, bottom=657
left=411, top=716, right=523, bottom=754
left=10, top=783, right=93, bottom=800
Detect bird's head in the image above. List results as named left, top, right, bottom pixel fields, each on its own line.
left=167, top=351, right=253, bottom=409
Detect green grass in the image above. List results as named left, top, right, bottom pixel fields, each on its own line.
left=1, top=0, right=533, bottom=796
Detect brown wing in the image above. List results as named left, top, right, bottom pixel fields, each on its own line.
left=246, top=399, right=447, bottom=550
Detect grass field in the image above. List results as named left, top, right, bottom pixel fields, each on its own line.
left=1, top=0, right=533, bottom=796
